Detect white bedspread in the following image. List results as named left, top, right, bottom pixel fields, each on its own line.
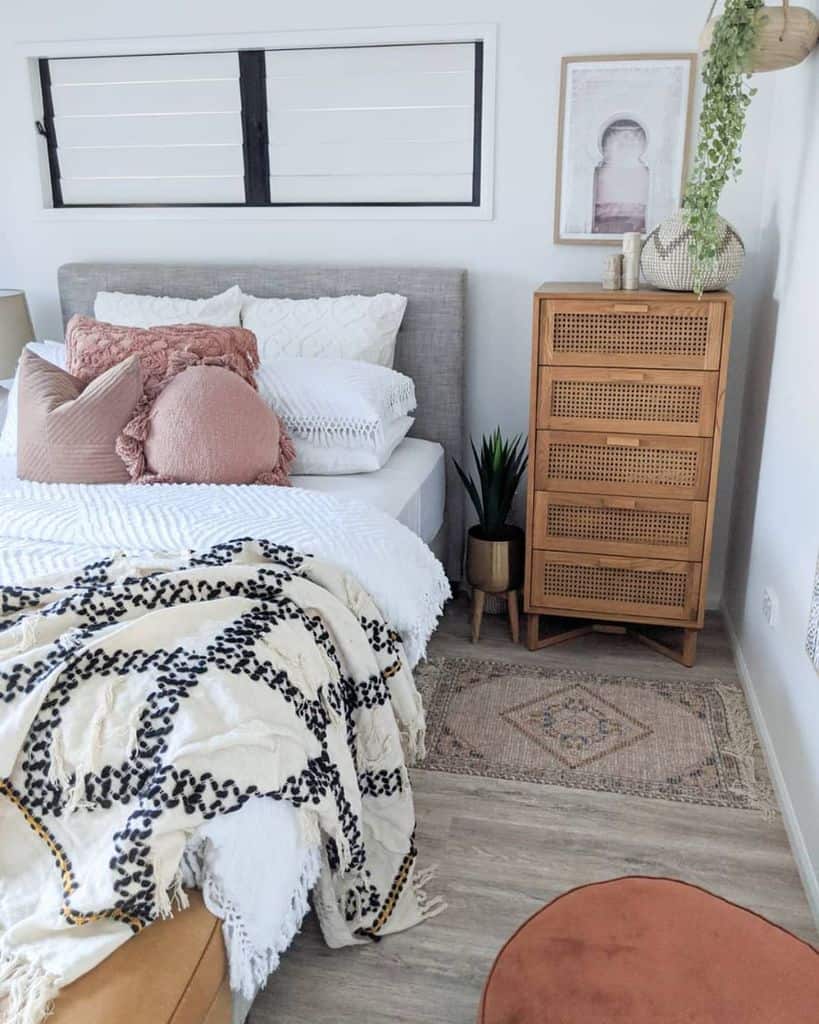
left=0, top=477, right=449, bottom=666
left=0, top=477, right=449, bottom=1012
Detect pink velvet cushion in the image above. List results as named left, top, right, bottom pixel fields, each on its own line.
left=65, top=315, right=259, bottom=391
left=122, top=362, right=294, bottom=485
left=17, top=349, right=142, bottom=483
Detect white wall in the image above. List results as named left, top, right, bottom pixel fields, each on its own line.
left=0, top=0, right=775, bottom=603
left=723, top=5, right=819, bottom=918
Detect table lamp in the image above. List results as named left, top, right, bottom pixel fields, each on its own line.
left=0, top=290, right=34, bottom=379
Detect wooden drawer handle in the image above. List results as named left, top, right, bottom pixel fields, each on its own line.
left=587, top=496, right=638, bottom=509
left=610, top=371, right=648, bottom=381
left=606, top=435, right=640, bottom=447
left=613, top=303, right=650, bottom=313
left=585, top=556, right=680, bottom=571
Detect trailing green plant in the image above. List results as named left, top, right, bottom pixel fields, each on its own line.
left=684, top=0, right=762, bottom=292
left=454, top=429, right=527, bottom=540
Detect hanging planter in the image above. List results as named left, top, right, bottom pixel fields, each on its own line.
left=681, top=0, right=763, bottom=293
left=661, top=0, right=819, bottom=293
left=701, top=0, right=819, bottom=72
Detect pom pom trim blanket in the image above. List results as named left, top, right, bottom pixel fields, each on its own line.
left=0, top=539, right=440, bottom=1024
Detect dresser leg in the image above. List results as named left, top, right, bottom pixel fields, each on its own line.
left=526, top=611, right=540, bottom=650
left=681, top=628, right=698, bottom=668
left=632, top=626, right=699, bottom=667
left=471, top=589, right=486, bottom=643
left=507, top=590, right=520, bottom=644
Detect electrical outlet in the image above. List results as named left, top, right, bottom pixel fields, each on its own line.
left=762, top=587, right=778, bottom=628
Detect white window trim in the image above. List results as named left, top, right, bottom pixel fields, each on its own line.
left=20, top=23, right=496, bottom=222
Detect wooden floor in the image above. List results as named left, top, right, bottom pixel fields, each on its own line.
left=253, top=599, right=816, bottom=1024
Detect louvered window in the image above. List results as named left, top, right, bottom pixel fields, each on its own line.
left=38, top=41, right=484, bottom=209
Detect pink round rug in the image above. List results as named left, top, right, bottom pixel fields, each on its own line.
left=479, top=877, right=819, bottom=1023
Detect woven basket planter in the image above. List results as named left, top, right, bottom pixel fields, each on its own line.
left=640, top=211, right=744, bottom=292
left=700, top=2, right=818, bottom=73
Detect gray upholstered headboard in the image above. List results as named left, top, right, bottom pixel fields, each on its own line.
left=57, top=262, right=465, bottom=579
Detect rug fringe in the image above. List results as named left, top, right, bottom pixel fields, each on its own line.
left=716, top=683, right=780, bottom=820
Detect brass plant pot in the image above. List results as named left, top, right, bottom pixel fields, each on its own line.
left=466, top=525, right=524, bottom=594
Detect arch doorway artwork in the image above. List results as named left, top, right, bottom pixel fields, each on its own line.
left=592, top=118, right=649, bottom=234
left=555, top=54, right=695, bottom=244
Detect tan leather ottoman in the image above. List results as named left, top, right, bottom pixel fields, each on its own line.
left=51, top=891, right=231, bottom=1024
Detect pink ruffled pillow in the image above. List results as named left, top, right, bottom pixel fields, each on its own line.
left=119, top=358, right=294, bottom=485
left=65, top=315, right=259, bottom=389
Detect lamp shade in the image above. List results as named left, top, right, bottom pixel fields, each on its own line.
left=0, top=290, right=34, bottom=379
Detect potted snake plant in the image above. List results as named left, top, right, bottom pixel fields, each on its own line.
left=454, top=430, right=527, bottom=595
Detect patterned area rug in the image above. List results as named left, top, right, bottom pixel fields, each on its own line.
left=416, top=656, right=776, bottom=814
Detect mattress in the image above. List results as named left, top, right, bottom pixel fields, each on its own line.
left=266, top=437, right=445, bottom=544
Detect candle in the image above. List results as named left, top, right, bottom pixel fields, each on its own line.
left=622, top=233, right=642, bottom=290
left=602, top=254, right=623, bottom=290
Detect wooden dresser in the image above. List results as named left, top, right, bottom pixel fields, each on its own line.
left=523, top=283, right=733, bottom=666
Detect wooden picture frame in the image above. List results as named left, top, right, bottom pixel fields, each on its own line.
left=554, top=53, right=696, bottom=245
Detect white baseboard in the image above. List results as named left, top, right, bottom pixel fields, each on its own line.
left=722, top=606, right=819, bottom=929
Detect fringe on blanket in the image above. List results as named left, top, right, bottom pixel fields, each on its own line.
left=413, top=864, right=447, bottom=922
left=181, top=844, right=321, bottom=999
left=0, top=948, right=60, bottom=1024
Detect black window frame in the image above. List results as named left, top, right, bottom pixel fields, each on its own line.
left=37, top=41, right=484, bottom=210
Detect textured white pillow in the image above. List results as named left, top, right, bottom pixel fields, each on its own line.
left=257, top=357, right=416, bottom=451
left=0, top=341, right=67, bottom=456
left=94, top=285, right=242, bottom=328
left=241, top=292, right=407, bottom=367
left=292, top=416, right=413, bottom=476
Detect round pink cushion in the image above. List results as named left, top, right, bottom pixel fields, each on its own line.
left=144, top=365, right=282, bottom=485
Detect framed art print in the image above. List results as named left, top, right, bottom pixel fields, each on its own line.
left=555, top=54, right=696, bottom=244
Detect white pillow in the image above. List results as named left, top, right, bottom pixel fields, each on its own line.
left=241, top=292, right=407, bottom=367
left=94, top=285, right=242, bottom=328
left=257, top=357, right=416, bottom=452
left=0, top=341, right=67, bottom=456
left=292, top=416, right=413, bottom=476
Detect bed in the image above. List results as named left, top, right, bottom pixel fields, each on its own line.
left=55, top=262, right=465, bottom=578
left=0, top=263, right=465, bottom=1024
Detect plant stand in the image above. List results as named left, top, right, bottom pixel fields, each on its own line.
left=471, top=589, right=520, bottom=644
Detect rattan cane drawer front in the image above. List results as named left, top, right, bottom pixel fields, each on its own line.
left=537, top=367, right=718, bottom=437
left=535, top=431, right=712, bottom=500
left=530, top=550, right=701, bottom=622
left=540, top=299, right=724, bottom=370
left=532, top=492, right=707, bottom=561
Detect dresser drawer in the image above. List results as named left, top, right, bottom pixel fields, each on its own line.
left=537, top=367, right=718, bottom=437
left=532, top=491, right=707, bottom=561
left=540, top=299, right=724, bottom=370
left=535, top=430, right=712, bottom=500
left=530, top=550, right=701, bottom=622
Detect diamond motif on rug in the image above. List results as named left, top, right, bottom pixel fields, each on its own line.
left=415, top=656, right=776, bottom=814
left=500, top=684, right=653, bottom=769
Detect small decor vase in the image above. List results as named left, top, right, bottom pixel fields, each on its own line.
left=640, top=211, right=745, bottom=292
